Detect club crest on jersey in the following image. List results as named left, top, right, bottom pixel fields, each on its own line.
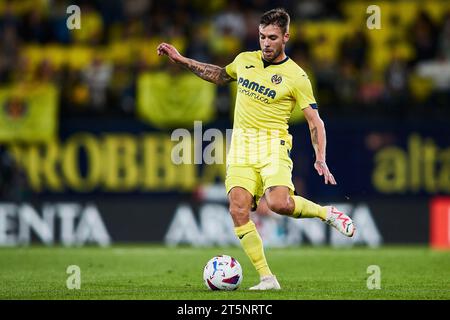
left=271, top=74, right=282, bottom=85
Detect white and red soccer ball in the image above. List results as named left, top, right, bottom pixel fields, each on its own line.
left=203, top=255, right=243, bottom=290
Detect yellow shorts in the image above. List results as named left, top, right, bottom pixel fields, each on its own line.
left=225, top=142, right=295, bottom=206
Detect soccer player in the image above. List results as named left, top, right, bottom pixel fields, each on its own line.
left=157, top=8, right=355, bottom=290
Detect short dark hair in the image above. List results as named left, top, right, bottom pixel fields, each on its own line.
left=260, top=8, right=290, bottom=34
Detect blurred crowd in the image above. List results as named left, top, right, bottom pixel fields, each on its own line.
left=1, top=0, right=450, bottom=201
left=0, top=0, right=449, bottom=121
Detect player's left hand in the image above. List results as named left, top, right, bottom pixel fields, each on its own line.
left=314, top=160, right=337, bottom=185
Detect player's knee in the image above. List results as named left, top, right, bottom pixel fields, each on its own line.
left=266, top=198, right=291, bottom=215
left=229, top=204, right=250, bottom=222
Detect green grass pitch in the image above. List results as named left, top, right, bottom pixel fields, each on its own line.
left=1, top=245, right=449, bottom=300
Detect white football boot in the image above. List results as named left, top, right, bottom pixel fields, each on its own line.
left=249, top=275, right=281, bottom=290
left=325, top=206, right=355, bottom=237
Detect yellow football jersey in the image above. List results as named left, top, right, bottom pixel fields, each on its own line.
left=225, top=50, right=317, bottom=163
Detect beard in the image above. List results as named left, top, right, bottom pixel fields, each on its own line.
left=262, top=47, right=282, bottom=62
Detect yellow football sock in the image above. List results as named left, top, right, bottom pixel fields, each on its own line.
left=291, top=195, right=327, bottom=220
left=234, top=220, right=272, bottom=277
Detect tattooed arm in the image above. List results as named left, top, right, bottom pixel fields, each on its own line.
left=303, top=106, right=337, bottom=185
left=157, top=42, right=234, bottom=85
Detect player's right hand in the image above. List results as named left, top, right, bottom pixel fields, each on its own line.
left=157, top=43, right=183, bottom=63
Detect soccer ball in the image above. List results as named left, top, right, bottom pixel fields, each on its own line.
left=203, top=255, right=243, bottom=290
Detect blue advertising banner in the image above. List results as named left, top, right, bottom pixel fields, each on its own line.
left=1, top=117, right=449, bottom=199
left=290, top=118, right=450, bottom=200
